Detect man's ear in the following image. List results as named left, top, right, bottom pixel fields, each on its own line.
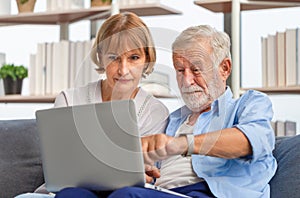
left=219, top=58, right=232, bottom=80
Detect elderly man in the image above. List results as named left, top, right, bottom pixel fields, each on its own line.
left=109, top=25, right=277, bottom=198
left=52, top=25, right=276, bottom=198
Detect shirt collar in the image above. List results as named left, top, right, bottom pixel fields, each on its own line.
left=210, top=86, right=233, bottom=116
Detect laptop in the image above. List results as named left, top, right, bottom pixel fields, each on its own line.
left=36, top=100, right=190, bottom=197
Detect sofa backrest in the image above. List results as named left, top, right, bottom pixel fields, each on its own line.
left=0, top=119, right=44, bottom=198
left=1, top=119, right=299, bottom=198
left=270, top=135, right=300, bottom=198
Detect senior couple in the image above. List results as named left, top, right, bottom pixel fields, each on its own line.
left=16, top=12, right=276, bottom=198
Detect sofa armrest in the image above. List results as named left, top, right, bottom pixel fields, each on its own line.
left=0, top=119, right=44, bottom=198
left=270, top=135, right=300, bottom=198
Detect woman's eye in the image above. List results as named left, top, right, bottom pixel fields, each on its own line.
left=130, top=55, right=140, bottom=60
left=108, top=55, right=118, bottom=61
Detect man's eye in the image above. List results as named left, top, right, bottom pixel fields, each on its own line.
left=193, top=68, right=201, bottom=72
left=191, top=67, right=202, bottom=74
left=177, top=69, right=184, bottom=73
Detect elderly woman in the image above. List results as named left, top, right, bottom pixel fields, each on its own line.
left=15, top=12, right=169, bottom=198
left=54, top=12, right=168, bottom=136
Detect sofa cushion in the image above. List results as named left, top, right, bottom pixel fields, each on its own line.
left=270, top=135, right=300, bottom=198
left=0, top=119, right=44, bottom=198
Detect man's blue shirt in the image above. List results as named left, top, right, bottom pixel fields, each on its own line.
left=166, top=87, right=277, bottom=198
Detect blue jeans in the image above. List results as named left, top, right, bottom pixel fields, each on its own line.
left=54, top=181, right=215, bottom=198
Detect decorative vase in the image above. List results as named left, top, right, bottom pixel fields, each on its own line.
left=3, top=77, right=23, bottom=95
left=91, top=0, right=111, bottom=7
left=0, top=0, right=11, bottom=15
left=16, top=0, right=36, bottom=13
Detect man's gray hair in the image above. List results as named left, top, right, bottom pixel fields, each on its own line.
left=172, top=25, right=231, bottom=68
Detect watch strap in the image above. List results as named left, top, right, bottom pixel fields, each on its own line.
left=181, top=134, right=194, bottom=157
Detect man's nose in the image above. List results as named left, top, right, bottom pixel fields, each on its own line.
left=183, top=69, right=195, bottom=87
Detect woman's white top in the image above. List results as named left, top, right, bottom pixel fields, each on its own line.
left=54, top=80, right=169, bottom=136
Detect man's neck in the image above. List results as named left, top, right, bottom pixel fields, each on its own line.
left=187, top=106, right=211, bottom=126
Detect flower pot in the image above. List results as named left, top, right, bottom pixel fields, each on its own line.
left=16, top=0, right=36, bottom=13
left=3, top=77, right=23, bottom=95
left=91, top=0, right=111, bottom=7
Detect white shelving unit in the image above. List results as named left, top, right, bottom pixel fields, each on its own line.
left=0, top=2, right=181, bottom=40
left=194, top=0, right=300, bottom=98
left=0, top=2, right=181, bottom=103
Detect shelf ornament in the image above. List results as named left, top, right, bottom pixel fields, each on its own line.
left=16, top=0, right=36, bottom=13
left=0, top=64, right=28, bottom=95
left=91, top=0, right=112, bottom=7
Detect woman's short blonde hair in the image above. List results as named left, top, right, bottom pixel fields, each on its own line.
left=90, top=12, right=156, bottom=76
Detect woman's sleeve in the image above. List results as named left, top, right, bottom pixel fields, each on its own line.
left=139, top=98, right=169, bottom=136
left=53, top=91, right=68, bottom=108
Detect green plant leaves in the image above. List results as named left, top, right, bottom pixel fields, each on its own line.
left=0, top=64, right=28, bottom=81
left=20, top=0, right=29, bottom=5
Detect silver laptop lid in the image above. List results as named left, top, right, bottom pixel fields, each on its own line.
left=36, top=100, right=145, bottom=192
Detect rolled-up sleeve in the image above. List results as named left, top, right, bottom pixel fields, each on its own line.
left=235, top=90, right=275, bottom=163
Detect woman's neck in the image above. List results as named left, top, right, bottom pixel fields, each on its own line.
left=101, top=80, right=139, bottom=102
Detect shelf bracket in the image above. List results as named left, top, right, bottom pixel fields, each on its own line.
left=59, top=23, right=69, bottom=41
left=231, top=0, right=240, bottom=98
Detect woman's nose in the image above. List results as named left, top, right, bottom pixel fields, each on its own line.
left=118, top=58, right=129, bottom=75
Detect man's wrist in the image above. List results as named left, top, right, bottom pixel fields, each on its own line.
left=180, top=134, right=194, bottom=157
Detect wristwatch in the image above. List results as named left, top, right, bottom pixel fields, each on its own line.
left=180, top=134, right=194, bottom=157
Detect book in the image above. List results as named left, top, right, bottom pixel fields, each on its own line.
left=285, top=120, right=297, bottom=136
left=68, top=41, right=76, bottom=88
left=45, top=42, right=53, bottom=95
left=35, top=43, right=47, bottom=95
left=83, top=40, right=92, bottom=86
left=275, top=120, right=285, bottom=137
left=28, top=54, right=36, bottom=96
left=276, top=31, right=286, bottom=87
left=0, top=53, right=5, bottom=96
left=58, top=40, right=70, bottom=93
left=261, top=37, right=268, bottom=88
left=51, top=40, right=73, bottom=94
left=74, top=41, right=85, bottom=88
left=285, top=29, right=297, bottom=86
left=270, top=121, right=276, bottom=134
left=297, top=28, right=300, bottom=85
left=266, top=35, right=277, bottom=87
left=90, top=38, right=99, bottom=83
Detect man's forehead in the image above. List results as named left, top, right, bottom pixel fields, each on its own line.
left=172, top=49, right=211, bottom=63
left=173, top=45, right=211, bottom=58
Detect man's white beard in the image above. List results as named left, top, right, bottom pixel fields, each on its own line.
left=181, top=74, right=224, bottom=112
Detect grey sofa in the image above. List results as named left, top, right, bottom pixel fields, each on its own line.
left=0, top=119, right=299, bottom=198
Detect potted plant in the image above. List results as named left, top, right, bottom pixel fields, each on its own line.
left=91, top=0, right=112, bottom=7
left=0, top=64, right=28, bottom=95
left=16, top=0, right=36, bottom=13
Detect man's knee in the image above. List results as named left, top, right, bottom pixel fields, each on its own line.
left=55, top=187, right=98, bottom=198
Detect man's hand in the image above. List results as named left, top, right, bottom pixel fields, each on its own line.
left=141, top=134, right=188, bottom=166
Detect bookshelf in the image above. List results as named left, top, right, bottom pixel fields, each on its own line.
left=241, top=87, right=300, bottom=94
left=194, top=0, right=300, bottom=98
left=0, top=95, right=55, bottom=103
left=0, top=2, right=181, bottom=103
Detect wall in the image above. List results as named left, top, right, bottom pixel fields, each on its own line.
left=1, top=0, right=299, bottom=134
left=241, top=7, right=300, bottom=134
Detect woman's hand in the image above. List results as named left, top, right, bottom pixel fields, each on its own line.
left=144, top=164, right=160, bottom=183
